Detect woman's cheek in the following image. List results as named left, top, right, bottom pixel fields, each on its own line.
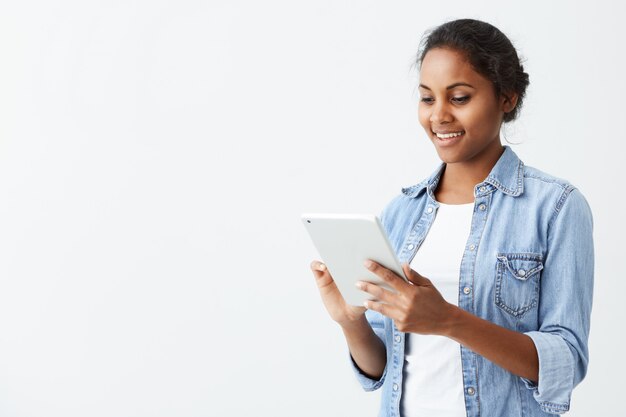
left=417, top=107, right=428, bottom=128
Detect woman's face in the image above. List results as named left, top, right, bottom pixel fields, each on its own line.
left=418, top=47, right=515, bottom=165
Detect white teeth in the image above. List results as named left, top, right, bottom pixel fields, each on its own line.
left=436, top=131, right=464, bottom=139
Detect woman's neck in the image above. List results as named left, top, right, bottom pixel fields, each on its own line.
left=434, top=145, right=504, bottom=204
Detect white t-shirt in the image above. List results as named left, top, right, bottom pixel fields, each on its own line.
left=401, top=201, right=474, bottom=417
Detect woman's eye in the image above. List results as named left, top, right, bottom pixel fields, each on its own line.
left=420, top=96, right=469, bottom=104
left=452, top=96, right=470, bottom=103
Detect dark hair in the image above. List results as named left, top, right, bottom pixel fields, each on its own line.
left=417, top=19, right=530, bottom=123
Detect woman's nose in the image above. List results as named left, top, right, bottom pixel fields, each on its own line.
left=429, top=102, right=453, bottom=124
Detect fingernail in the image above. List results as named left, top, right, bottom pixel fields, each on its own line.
left=363, top=301, right=369, bottom=308
left=364, top=260, right=373, bottom=269
left=355, top=281, right=364, bottom=289
left=318, top=263, right=326, bottom=271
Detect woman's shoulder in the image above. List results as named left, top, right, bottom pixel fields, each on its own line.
left=380, top=173, right=436, bottom=217
left=522, top=164, right=575, bottom=190
left=521, top=164, right=593, bottom=223
left=378, top=175, right=432, bottom=232
left=522, top=163, right=589, bottom=201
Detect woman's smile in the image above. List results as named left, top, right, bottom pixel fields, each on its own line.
left=434, top=131, right=465, bottom=139
left=432, top=129, right=466, bottom=146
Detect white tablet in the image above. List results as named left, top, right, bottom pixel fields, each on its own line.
left=301, top=213, right=409, bottom=306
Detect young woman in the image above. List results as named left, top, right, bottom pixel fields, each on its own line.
left=310, top=19, right=593, bottom=417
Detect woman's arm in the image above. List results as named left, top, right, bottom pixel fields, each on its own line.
left=358, top=261, right=538, bottom=382
left=443, top=306, right=538, bottom=382
left=310, top=261, right=387, bottom=380
left=340, top=315, right=387, bottom=380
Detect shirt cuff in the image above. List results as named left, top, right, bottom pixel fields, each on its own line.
left=348, top=350, right=387, bottom=392
left=522, top=331, right=575, bottom=414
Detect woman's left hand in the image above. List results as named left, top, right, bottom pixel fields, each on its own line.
left=357, top=260, right=457, bottom=335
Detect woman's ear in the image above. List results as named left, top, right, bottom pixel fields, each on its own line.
left=501, top=92, right=519, bottom=114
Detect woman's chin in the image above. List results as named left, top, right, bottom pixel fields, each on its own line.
left=432, top=144, right=462, bottom=164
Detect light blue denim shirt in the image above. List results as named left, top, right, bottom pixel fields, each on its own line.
left=350, top=146, right=594, bottom=416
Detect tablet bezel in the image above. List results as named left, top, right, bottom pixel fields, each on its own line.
left=302, top=213, right=409, bottom=306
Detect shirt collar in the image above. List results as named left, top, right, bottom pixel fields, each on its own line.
left=401, top=145, right=525, bottom=198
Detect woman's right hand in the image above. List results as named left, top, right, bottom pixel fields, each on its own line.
left=310, top=260, right=366, bottom=326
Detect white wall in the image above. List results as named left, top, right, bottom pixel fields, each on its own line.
left=0, top=1, right=623, bottom=415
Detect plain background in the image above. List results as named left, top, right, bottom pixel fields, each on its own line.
left=0, top=1, right=624, bottom=416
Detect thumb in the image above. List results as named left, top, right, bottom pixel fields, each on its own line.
left=402, top=263, right=431, bottom=286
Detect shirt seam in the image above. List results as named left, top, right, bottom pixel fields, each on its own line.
left=538, top=400, right=569, bottom=412
left=547, top=185, right=577, bottom=233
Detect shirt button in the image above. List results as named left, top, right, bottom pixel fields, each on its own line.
left=479, top=186, right=486, bottom=193
left=427, top=207, right=434, bottom=214
left=469, top=244, right=476, bottom=251
left=479, top=204, right=487, bottom=211
left=395, top=335, right=401, bottom=343
left=393, top=383, right=399, bottom=391
left=518, top=269, right=526, bottom=277
left=467, top=387, right=475, bottom=396
left=463, top=287, right=471, bottom=295
left=407, top=244, right=414, bottom=250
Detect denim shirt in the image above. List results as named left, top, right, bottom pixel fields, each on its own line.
left=350, top=146, right=594, bottom=417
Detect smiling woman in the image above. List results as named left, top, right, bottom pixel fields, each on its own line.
left=310, top=18, right=593, bottom=417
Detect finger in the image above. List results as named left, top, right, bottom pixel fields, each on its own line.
left=310, top=260, right=327, bottom=276
left=363, top=299, right=401, bottom=320
left=402, top=263, right=432, bottom=286
left=355, top=280, right=396, bottom=304
left=310, top=260, right=335, bottom=290
left=364, top=260, right=409, bottom=292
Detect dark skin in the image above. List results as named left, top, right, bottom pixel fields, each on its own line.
left=358, top=262, right=539, bottom=383
left=311, top=47, right=539, bottom=383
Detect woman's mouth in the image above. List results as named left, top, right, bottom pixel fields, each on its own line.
left=435, top=131, right=464, bottom=139
left=433, top=130, right=465, bottom=145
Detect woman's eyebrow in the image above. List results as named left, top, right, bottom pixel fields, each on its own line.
left=419, top=82, right=476, bottom=90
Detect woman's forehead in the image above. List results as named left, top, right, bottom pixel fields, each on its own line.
left=419, top=48, right=486, bottom=87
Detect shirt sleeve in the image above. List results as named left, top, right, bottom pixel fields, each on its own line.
left=521, top=187, right=594, bottom=414
left=348, top=309, right=389, bottom=391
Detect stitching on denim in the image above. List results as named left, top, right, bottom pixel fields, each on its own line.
left=538, top=401, right=569, bottom=413
left=401, top=162, right=445, bottom=198
left=547, top=186, right=578, bottom=237
left=555, top=184, right=576, bottom=213
left=498, top=252, right=544, bottom=261
left=517, top=160, right=525, bottom=194
left=501, top=257, right=543, bottom=280
left=485, top=160, right=524, bottom=196
left=495, top=253, right=542, bottom=318
left=471, top=194, right=491, bottom=417
left=401, top=183, right=426, bottom=197
left=524, top=175, right=569, bottom=189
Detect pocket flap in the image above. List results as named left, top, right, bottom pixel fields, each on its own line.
left=497, top=254, right=544, bottom=281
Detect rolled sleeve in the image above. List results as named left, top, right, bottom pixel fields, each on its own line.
left=521, top=188, right=594, bottom=414
left=522, top=331, right=575, bottom=413
left=348, top=310, right=389, bottom=391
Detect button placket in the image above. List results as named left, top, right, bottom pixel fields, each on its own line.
left=458, top=192, right=489, bottom=412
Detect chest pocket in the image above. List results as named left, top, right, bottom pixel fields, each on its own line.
left=495, top=253, right=543, bottom=318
